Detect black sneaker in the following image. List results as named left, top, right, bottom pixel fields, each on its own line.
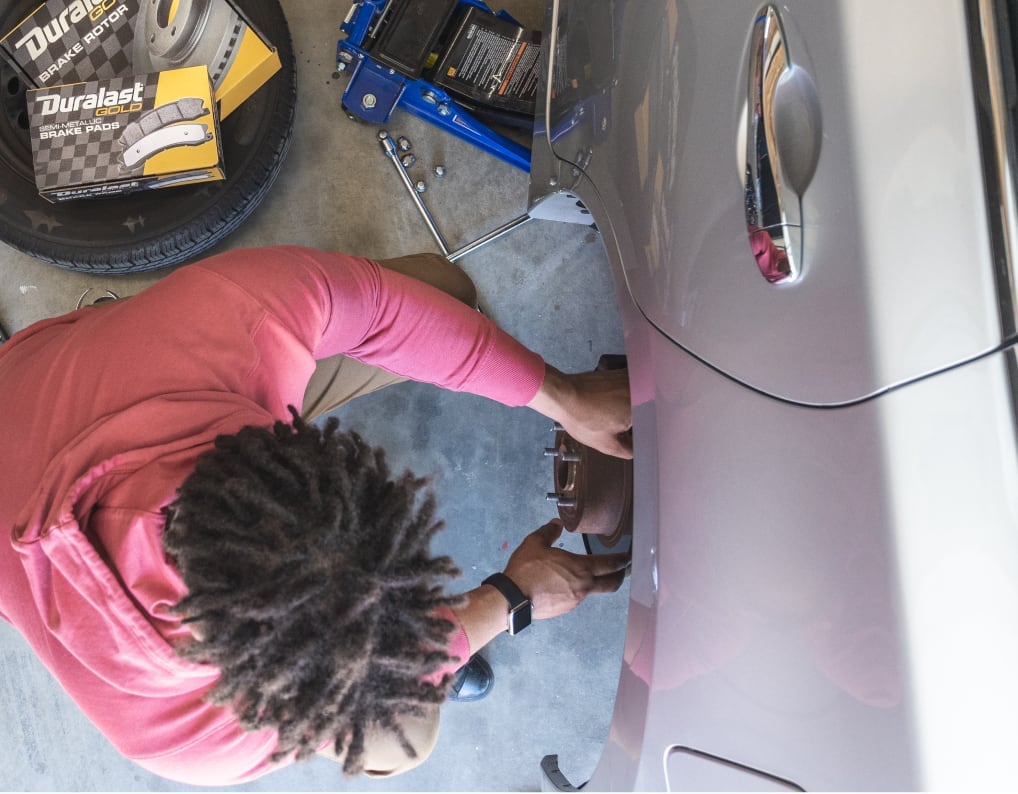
left=448, top=655, right=493, bottom=702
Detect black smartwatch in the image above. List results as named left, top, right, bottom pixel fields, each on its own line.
left=482, top=572, right=532, bottom=635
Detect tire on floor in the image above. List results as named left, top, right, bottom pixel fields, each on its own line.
left=0, top=0, right=297, bottom=274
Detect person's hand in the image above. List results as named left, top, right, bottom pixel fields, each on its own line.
left=557, top=367, right=633, bottom=459
left=527, top=366, right=633, bottom=459
left=503, top=519, right=629, bottom=620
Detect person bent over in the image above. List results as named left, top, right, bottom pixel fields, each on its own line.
left=0, top=247, right=632, bottom=785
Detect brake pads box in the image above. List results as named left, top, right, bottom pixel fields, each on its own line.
left=27, top=65, right=224, bottom=201
left=1, top=0, right=280, bottom=118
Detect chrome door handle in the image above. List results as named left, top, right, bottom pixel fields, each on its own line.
left=744, top=5, right=821, bottom=284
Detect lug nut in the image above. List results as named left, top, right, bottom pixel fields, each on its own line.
left=401, top=153, right=417, bottom=168
left=397, top=136, right=411, bottom=152
left=433, top=164, right=447, bottom=178
left=415, top=180, right=427, bottom=193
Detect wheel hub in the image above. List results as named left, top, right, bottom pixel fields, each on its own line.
left=545, top=427, right=633, bottom=553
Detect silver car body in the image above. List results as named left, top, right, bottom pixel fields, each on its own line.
left=530, top=0, right=1018, bottom=789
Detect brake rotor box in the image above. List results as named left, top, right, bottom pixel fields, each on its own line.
left=26, top=64, right=225, bottom=201
left=1, top=0, right=280, bottom=118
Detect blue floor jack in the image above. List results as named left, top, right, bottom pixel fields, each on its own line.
left=336, top=0, right=538, bottom=173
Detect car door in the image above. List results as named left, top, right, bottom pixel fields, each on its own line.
left=532, top=1, right=1018, bottom=789
left=537, top=0, right=1013, bottom=407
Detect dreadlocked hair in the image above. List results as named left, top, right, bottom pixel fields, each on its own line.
left=162, top=406, right=464, bottom=775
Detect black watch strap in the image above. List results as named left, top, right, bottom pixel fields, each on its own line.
left=482, top=572, right=532, bottom=635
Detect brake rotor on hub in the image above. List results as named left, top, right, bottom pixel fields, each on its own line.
left=546, top=426, right=633, bottom=555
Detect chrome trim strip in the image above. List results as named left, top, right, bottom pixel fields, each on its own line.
left=968, top=0, right=1018, bottom=434
left=542, top=0, right=562, bottom=157
left=969, top=0, right=1018, bottom=337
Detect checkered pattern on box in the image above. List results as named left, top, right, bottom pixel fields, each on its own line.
left=30, top=73, right=158, bottom=191
left=6, top=0, right=136, bottom=86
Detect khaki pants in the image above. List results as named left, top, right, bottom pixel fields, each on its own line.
left=302, top=252, right=476, bottom=778
left=301, top=253, right=477, bottom=418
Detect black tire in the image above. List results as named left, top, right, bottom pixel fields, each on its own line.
left=0, top=0, right=296, bottom=273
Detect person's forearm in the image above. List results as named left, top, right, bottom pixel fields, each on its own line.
left=339, top=263, right=546, bottom=405
left=450, top=520, right=630, bottom=659
left=525, top=365, right=574, bottom=425
left=449, top=584, right=510, bottom=656
left=526, top=365, right=634, bottom=459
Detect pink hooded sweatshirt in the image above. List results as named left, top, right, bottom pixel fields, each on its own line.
left=0, top=246, right=545, bottom=784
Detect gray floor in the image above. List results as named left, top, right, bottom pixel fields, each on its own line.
left=0, top=0, right=628, bottom=790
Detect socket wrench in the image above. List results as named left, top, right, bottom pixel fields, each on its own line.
left=448, top=213, right=532, bottom=262
left=378, top=130, right=450, bottom=255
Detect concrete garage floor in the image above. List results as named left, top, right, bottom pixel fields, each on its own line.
left=0, top=0, right=629, bottom=791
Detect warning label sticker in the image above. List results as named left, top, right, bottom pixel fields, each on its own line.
left=432, top=7, right=542, bottom=116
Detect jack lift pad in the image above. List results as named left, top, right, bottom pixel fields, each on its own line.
left=337, top=0, right=539, bottom=171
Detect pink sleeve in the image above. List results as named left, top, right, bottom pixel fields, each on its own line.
left=315, top=251, right=547, bottom=406
left=197, top=246, right=546, bottom=406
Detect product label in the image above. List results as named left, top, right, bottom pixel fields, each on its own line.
left=432, top=7, right=542, bottom=115
left=2, top=0, right=279, bottom=119
left=26, top=66, right=222, bottom=199
left=28, top=72, right=157, bottom=191
left=2, top=0, right=134, bottom=84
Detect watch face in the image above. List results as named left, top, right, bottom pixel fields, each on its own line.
left=508, top=602, right=532, bottom=635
